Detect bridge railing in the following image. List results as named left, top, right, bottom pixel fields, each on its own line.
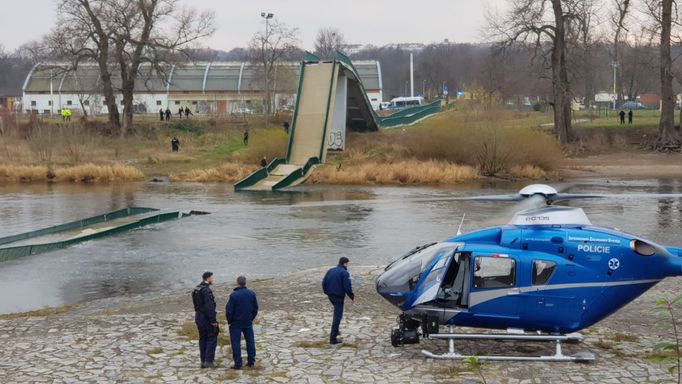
left=379, top=99, right=442, bottom=128
left=272, top=157, right=320, bottom=190
left=233, top=158, right=286, bottom=191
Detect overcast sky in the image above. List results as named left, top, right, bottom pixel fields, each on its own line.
left=2, top=0, right=503, bottom=52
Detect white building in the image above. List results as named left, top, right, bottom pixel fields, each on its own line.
left=22, top=61, right=384, bottom=116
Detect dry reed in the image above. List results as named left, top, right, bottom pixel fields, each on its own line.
left=508, top=165, right=553, bottom=179
left=171, top=162, right=258, bottom=182
left=308, top=160, right=479, bottom=185
left=0, top=163, right=144, bottom=183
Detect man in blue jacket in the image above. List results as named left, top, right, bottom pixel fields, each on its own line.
left=192, top=271, right=218, bottom=368
left=322, top=257, right=354, bottom=344
left=226, top=275, right=259, bottom=369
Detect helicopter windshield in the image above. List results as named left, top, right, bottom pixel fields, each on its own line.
left=376, top=242, right=463, bottom=294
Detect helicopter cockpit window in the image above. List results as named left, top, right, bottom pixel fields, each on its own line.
left=376, top=243, right=462, bottom=293
left=532, top=260, right=557, bottom=285
left=473, top=257, right=516, bottom=289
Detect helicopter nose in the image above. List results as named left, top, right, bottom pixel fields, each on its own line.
left=376, top=272, right=409, bottom=308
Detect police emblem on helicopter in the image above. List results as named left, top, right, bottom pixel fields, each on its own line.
left=608, top=258, right=621, bottom=270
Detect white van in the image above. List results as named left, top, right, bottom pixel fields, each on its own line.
left=386, top=96, right=424, bottom=110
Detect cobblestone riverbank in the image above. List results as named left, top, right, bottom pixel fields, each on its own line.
left=0, top=266, right=679, bottom=383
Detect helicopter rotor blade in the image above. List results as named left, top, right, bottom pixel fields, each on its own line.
left=550, top=192, right=682, bottom=202
left=445, top=194, right=525, bottom=202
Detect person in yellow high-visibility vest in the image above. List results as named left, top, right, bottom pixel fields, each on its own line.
left=60, top=107, right=68, bottom=121
left=61, top=108, right=72, bottom=122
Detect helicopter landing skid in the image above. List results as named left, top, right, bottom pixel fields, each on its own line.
left=421, top=327, right=595, bottom=362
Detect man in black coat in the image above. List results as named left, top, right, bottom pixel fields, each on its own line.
left=192, top=272, right=218, bottom=368
left=226, top=275, right=259, bottom=369
left=619, top=110, right=625, bottom=125
left=322, top=257, right=354, bottom=344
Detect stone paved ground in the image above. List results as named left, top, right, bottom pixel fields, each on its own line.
left=0, top=266, right=680, bottom=383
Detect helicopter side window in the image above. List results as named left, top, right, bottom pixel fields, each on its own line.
left=532, top=260, right=557, bottom=285
left=473, top=257, right=516, bottom=289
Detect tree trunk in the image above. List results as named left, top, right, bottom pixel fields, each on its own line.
left=658, top=0, right=678, bottom=146
left=121, top=88, right=134, bottom=138
left=98, top=61, right=120, bottom=130
left=551, top=0, right=572, bottom=143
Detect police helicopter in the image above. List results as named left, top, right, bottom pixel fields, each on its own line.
left=375, top=184, right=682, bottom=362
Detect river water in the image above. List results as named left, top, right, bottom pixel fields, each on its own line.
left=1, top=178, right=681, bottom=314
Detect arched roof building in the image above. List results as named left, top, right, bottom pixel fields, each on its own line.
left=22, top=61, right=383, bottom=116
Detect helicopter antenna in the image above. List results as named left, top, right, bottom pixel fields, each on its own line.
left=456, top=213, right=466, bottom=236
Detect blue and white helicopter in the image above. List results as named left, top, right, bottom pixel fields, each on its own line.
left=376, top=184, right=682, bottom=361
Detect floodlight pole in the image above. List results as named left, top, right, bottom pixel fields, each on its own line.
left=410, top=52, right=414, bottom=97
left=261, top=12, right=274, bottom=118
left=611, top=61, right=619, bottom=110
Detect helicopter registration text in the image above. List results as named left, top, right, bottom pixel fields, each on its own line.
left=577, top=244, right=611, bottom=254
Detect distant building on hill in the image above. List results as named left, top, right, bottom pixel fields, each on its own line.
left=0, top=85, right=21, bottom=113
left=22, top=61, right=383, bottom=116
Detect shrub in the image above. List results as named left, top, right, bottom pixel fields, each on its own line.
left=232, top=129, right=288, bottom=165
left=404, top=123, right=561, bottom=176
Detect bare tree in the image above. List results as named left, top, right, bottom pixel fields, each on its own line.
left=51, top=0, right=214, bottom=134
left=489, top=0, right=584, bottom=143
left=314, top=27, right=346, bottom=60
left=620, top=30, right=657, bottom=101
left=248, top=19, right=300, bottom=118
left=611, top=0, right=630, bottom=103
left=645, top=0, right=678, bottom=146
left=566, top=0, right=600, bottom=108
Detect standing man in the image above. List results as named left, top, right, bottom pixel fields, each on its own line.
left=243, top=130, right=249, bottom=146
left=178, top=107, right=184, bottom=118
left=619, top=110, right=625, bottom=125
left=171, top=136, right=180, bottom=152
left=159, top=108, right=164, bottom=121
left=185, top=106, right=193, bottom=118
left=165, top=107, right=172, bottom=121
left=282, top=121, right=290, bottom=134
left=192, top=272, right=218, bottom=369
left=322, top=257, right=354, bottom=344
left=226, top=276, right=259, bottom=370
left=628, top=109, right=633, bottom=124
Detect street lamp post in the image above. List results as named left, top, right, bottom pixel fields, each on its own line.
left=261, top=12, right=274, bottom=118
left=611, top=61, right=619, bottom=110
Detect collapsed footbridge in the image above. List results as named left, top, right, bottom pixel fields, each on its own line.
left=234, top=52, right=442, bottom=191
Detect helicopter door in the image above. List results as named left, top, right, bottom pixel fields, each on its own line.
left=411, top=250, right=454, bottom=306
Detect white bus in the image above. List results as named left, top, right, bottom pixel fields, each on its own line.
left=385, top=96, right=424, bottom=110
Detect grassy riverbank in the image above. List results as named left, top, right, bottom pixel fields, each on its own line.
left=0, top=108, right=678, bottom=185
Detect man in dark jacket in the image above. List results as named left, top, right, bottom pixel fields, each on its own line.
left=192, top=271, right=218, bottom=368
left=619, top=110, right=625, bottom=124
left=322, top=257, right=354, bottom=344
left=226, top=275, right=259, bottom=369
